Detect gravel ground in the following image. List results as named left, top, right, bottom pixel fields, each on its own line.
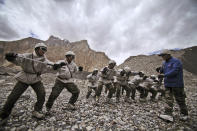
left=0, top=73, right=197, bottom=131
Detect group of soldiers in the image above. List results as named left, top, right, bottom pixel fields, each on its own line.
left=0, top=42, right=188, bottom=125
left=86, top=60, right=165, bottom=104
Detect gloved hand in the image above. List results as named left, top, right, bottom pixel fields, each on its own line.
left=60, top=62, right=66, bottom=66
left=120, top=70, right=126, bottom=76
left=156, top=67, right=161, bottom=73
left=5, top=52, right=17, bottom=61
left=102, top=67, right=108, bottom=74
left=53, top=63, right=61, bottom=70
left=78, top=66, right=83, bottom=71
left=143, top=75, right=148, bottom=80
left=158, top=74, right=164, bottom=79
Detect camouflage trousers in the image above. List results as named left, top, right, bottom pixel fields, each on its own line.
left=136, top=86, right=147, bottom=99
left=0, top=81, right=45, bottom=119
left=114, top=83, right=125, bottom=99
left=128, top=84, right=137, bottom=100
left=144, top=87, right=157, bottom=99
left=164, top=87, right=188, bottom=116
left=86, top=86, right=97, bottom=99
left=96, top=82, right=114, bottom=99
left=46, top=79, right=80, bottom=109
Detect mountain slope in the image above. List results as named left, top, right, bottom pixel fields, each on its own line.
left=0, top=36, right=110, bottom=71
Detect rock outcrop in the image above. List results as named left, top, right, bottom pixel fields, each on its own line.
left=0, top=36, right=110, bottom=71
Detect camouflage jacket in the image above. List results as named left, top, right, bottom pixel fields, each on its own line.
left=12, top=52, right=53, bottom=85
left=56, top=60, right=78, bottom=83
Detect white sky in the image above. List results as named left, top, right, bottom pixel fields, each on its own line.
left=0, top=0, right=197, bottom=65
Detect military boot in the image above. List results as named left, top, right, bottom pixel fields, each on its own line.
left=180, top=114, right=189, bottom=121
left=150, top=97, right=156, bottom=102
left=45, top=107, right=51, bottom=116
left=139, top=98, right=146, bottom=102
left=32, top=111, right=45, bottom=119
left=95, top=96, right=99, bottom=102
left=124, top=97, right=130, bottom=103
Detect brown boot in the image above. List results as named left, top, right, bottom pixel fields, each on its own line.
left=32, top=111, right=44, bottom=119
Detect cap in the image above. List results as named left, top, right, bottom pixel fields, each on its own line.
left=65, top=51, right=75, bottom=56
left=158, top=49, right=171, bottom=56
left=35, top=42, right=47, bottom=49
left=109, top=60, right=116, bottom=65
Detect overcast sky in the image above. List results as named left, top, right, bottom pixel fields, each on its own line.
left=0, top=0, right=197, bottom=65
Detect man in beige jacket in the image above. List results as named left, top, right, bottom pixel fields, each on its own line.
left=46, top=51, right=80, bottom=113
left=95, top=60, right=117, bottom=103
left=0, top=43, right=54, bottom=125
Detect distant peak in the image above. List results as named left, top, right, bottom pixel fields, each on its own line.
left=48, top=35, right=61, bottom=41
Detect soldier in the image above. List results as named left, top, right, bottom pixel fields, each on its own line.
left=95, top=60, right=117, bottom=103
left=128, top=71, right=145, bottom=101
left=113, top=68, right=126, bottom=103
left=0, top=43, right=54, bottom=125
left=143, top=75, right=158, bottom=101
left=86, top=68, right=99, bottom=99
left=46, top=51, right=80, bottom=113
left=123, top=67, right=138, bottom=102
left=157, top=50, right=188, bottom=122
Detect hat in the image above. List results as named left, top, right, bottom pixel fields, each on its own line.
left=93, top=68, right=98, bottom=71
left=158, top=49, right=171, bottom=56
left=124, top=66, right=131, bottom=72
left=65, top=51, right=75, bottom=56
left=35, top=42, right=47, bottom=49
left=150, top=75, right=156, bottom=79
left=108, top=60, right=116, bottom=65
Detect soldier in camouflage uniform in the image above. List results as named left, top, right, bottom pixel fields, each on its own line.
left=95, top=60, right=117, bottom=103
left=0, top=43, right=54, bottom=125
left=46, top=51, right=80, bottom=113
left=86, top=68, right=99, bottom=99
left=142, top=75, right=157, bottom=102
left=113, top=68, right=127, bottom=103
left=122, top=67, right=139, bottom=102
left=128, top=71, right=145, bottom=101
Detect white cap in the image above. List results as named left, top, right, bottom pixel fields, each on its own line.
left=158, top=49, right=171, bottom=56
left=124, top=66, right=131, bottom=72
left=139, top=71, right=144, bottom=74
left=65, top=51, right=75, bottom=56
left=93, top=68, right=98, bottom=71
left=109, top=60, right=116, bottom=65
left=118, top=69, right=123, bottom=72
left=35, top=42, right=47, bottom=49
left=150, top=75, right=156, bottom=78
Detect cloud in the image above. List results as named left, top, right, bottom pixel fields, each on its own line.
left=0, top=15, right=19, bottom=39
left=0, top=0, right=197, bottom=64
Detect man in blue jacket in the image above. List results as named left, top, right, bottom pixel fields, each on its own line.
left=156, top=50, right=188, bottom=122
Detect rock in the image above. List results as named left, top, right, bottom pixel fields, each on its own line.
left=86, top=126, right=93, bottom=131
left=49, top=117, right=56, bottom=122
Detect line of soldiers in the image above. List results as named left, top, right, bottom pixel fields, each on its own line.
left=86, top=61, right=165, bottom=104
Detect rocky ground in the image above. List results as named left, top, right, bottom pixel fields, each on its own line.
left=0, top=72, right=197, bottom=131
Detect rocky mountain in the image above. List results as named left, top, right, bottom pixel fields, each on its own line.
left=0, top=36, right=110, bottom=71
left=119, top=46, right=197, bottom=76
